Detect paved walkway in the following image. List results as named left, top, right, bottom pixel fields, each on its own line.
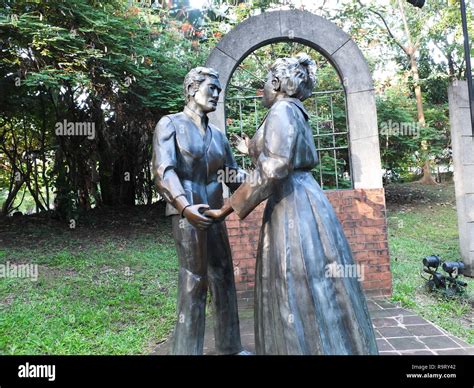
left=153, top=299, right=474, bottom=355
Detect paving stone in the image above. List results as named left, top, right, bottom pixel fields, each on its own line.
left=379, top=351, right=400, bottom=356
left=435, top=349, right=471, bottom=355
left=151, top=300, right=474, bottom=356
left=378, top=326, right=412, bottom=338
left=394, top=315, right=429, bottom=325
left=406, top=324, right=444, bottom=337
left=448, top=336, right=471, bottom=347
left=419, top=336, right=462, bottom=350
left=399, top=350, right=435, bottom=355
left=366, top=300, right=382, bottom=311
left=387, top=337, right=428, bottom=351
left=153, top=342, right=168, bottom=355
left=370, top=308, right=415, bottom=319
left=376, top=338, right=394, bottom=351
left=374, top=300, right=400, bottom=309
left=372, top=317, right=398, bottom=328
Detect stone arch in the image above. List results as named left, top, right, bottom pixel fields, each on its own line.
left=206, top=9, right=382, bottom=189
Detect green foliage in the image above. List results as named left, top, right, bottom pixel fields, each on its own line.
left=227, top=41, right=351, bottom=189
left=341, top=0, right=472, bottom=182
left=0, top=0, right=471, bottom=213
left=0, top=0, right=208, bottom=216
left=377, top=88, right=419, bottom=181
left=377, top=86, right=451, bottom=183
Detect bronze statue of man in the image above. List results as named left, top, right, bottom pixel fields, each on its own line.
left=152, top=67, right=247, bottom=355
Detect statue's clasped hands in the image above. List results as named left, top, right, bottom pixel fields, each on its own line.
left=203, top=207, right=228, bottom=223
left=182, top=205, right=212, bottom=230
left=182, top=203, right=229, bottom=230
left=204, top=198, right=232, bottom=224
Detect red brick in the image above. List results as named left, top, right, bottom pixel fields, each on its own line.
left=347, top=235, right=370, bottom=244
left=237, top=236, right=256, bottom=245
left=355, top=218, right=387, bottom=227
left=364, top=242, right=389, bottom=250
left=348, top=243, right=366, bottom=252
left=225, top=220, right=241, bottom=228
left=338, top=190, right=356, bottom=198
left=232, top=251, right=252, bottom=260
left=353, top=250, right=384, bottom=260
left=342, top=220, right=358, bottom=229
left=235, top=282, right=248, bottom=291
left=341, top=229, right=355, bottom=239
left=227, top=227, right=241, bottom=236
left=245, top=267, right=256, bottom=276
left=362, top=279, right=392, bottom=289
left=363, top=257, right=391, bottom=266
left=325, top=190, right=341, bottom=198
left=353, top=226, right=386, bottom=236
left=364, top=271, right=392, bottom=282
left=234, top=259, right=255, bottom=269
left=371, top=264, right=391, bottom=273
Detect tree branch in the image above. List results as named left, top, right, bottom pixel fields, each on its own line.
left=357, top=0, right=409, bottom=56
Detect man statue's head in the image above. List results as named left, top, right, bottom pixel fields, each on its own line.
left=184, top=67, right=222, bottom=114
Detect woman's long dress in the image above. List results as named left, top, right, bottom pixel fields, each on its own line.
left=229, top=97, right=378, bottom=355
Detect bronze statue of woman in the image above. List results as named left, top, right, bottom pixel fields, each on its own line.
left=205, top=54, right=378, bottom=355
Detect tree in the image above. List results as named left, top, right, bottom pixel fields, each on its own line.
left=0, top=0, right=207, bottom=218
left=354, top=0, right=438, bottom=183
left=341, top=0, right=470, bottom=184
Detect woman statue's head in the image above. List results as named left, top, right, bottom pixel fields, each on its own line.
left=262, top=53, right=317, bottom=108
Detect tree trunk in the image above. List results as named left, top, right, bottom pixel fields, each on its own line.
left=410, top=54, right=425, bottom=126
left=419, top=160, right=437, bottom=185
left=1, top=179, right=24, bottom=215
left=25, top=178, right=47, bottom=212
left=410, top=55, right=436, bottom=184
left=398, top=0, right=436, bottom=185
left=98, top=160, right=115, bottom=206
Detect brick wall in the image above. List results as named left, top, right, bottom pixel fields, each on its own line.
left=225, top=188, right=392, bottom=303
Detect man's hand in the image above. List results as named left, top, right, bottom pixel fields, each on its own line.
left=183, top=204, right=212, bottom=230
left=203, top=208, right=227, bottom=223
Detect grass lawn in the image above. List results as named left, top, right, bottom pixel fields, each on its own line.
left=386, top=181, right=473, bottom=344
left=0, top=204, right=179, bottom=355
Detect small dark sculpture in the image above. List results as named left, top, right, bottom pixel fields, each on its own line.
left=205, top=54, right=379, bottom=355
left=422, top=255, right=467, bottom=296
left=152, top=67, right=247, bottom=355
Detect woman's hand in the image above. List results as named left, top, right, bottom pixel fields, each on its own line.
left=232, top=133, right=250, bottom=155
left=203, top=208, right=228, bottom=223
left=204, top=199, right=234, bottom=222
